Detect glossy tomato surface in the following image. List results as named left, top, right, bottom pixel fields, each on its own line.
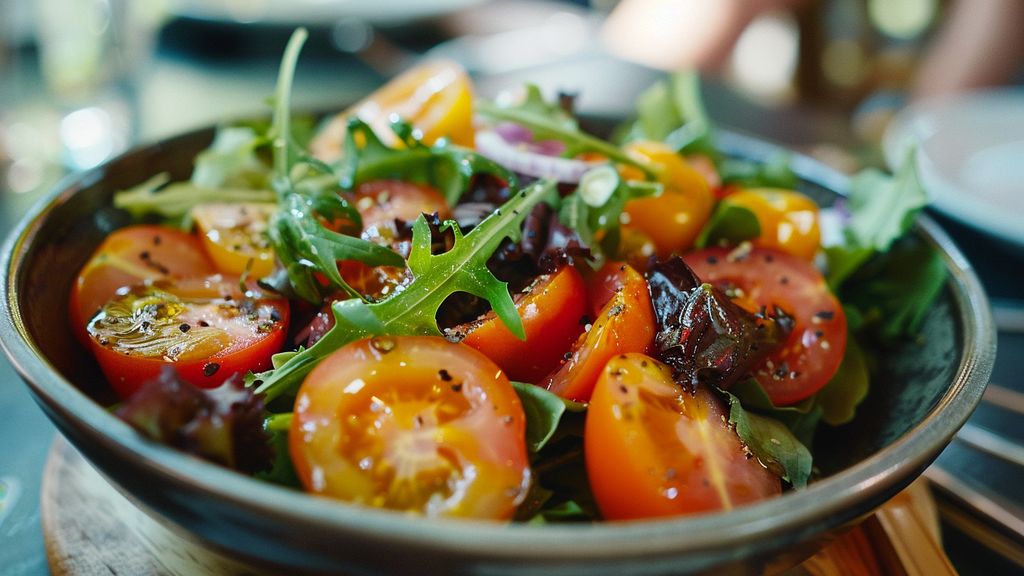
left=85, top=276, right=288, bottom=398
left=192, top=202, right=277, bottom=277
left=586, top=353, right=781, bottom=520
left=722, top=189, right=820, bottom=261
left=70, top=225, right=215, bottom=341
left=289, top=336, right=530, bottom=520
left=544, top=264, right=655, bottom=402
left=462, top=265, right=587, bottom=383
left=685, top=246, right=846, bottom=405
left=619, top=141, right=714, bottom=257
left=311, top=59, right=475, bottom=160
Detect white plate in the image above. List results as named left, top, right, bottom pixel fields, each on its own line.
left=171, top=0, right=486, bottom=26
left=883, top=89, right=1024, bottom=251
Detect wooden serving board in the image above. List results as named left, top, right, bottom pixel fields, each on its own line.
left=41, top=436, right=956, bottom=576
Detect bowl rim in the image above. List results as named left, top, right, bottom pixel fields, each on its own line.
left=0, top=127, right=996, bottom=561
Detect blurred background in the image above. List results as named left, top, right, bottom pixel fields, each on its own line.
left=0, top=1, right=1021, bottom=574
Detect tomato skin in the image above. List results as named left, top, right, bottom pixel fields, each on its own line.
left=723, top=189, right=821, bottom=260
left=619, top=141, right=714, bottom=257
left=289, top=336, right=530, bottom=520
left=70, top=225, right=216, bottom=343
left=85, top=277, right=289, bottom=399
left=586, top=354, right=781, bottom=520
left=544, top=264, right=656, bottom=402
left=684, top=246, right=846, bottom=405
left=192, top=203, right=277, bottom=277
left=311, top=60, right=475, bottom=161
left=461, top=265, right=588, bottom=383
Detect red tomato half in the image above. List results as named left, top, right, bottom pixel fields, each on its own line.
left=70, top=225, right=216, bottom=342
left=685, top=246, right=846, bottom=405
left=544, top=264, right=656, bottom=402
left=350, top=179, right=452, bottom=246
left=586, top=353, right=781, bottom=520
left=85, top=276, right=289, bottom=398
left=461, top=265, right=588, bottom=383
left=290, top=336, right=530, bottom=520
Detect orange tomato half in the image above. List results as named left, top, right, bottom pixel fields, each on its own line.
left=586, top=353, right=781, bottom=520
left=290, top=336, right=530, bottom=520
left=311, top=60, right=475, bottom=161
left=192, top=202, right=277, bottom=277
left=722, top=188, right=820, bottom=260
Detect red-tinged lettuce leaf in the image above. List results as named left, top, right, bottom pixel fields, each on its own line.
left=646, top=256, right=792, bottom=392
left=116, top=368, right=272, bottom=474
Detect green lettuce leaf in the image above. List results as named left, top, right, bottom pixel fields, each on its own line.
left=724, top=391, right=813, bottom=488
left=814, top=336, right=869, bottom=426
left=512, top=381, right=586, bottom=453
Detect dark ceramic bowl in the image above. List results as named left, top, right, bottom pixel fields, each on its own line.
left=0, top=127, right=995, bottom=575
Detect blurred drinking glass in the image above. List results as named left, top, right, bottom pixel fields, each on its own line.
left=34, top=0, right=164, bottom=169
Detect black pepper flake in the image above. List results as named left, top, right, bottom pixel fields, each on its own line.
left=815, top=311, right=835, bottom=320
left=450, top=383, right=463, bottom=393
left=640, top=360, right=648, bottom=368
left=563, top=352, right=572, bottom=361
left=203, top=363, right=220, bottom=377
left=814, top=330, right=824, bottom=338
left=198, top=320, right=210, bottom=327
left=764, top=254, right=774, bottom=263
left=780, top=276, right=789, bottom=285
left=438, top=369, right=453, bottom=382
left=578, top=314, right=591, bottom=326
left=269, top=309, right=282, bottom=322
left=618, top=384, right=628, bottom=394
left=153, top=235, right=162, bottom=246
left=707, top=256, right=718, bottom=265
left=618, top=354, right=628, bottom=360
left=179, top=323, right=191, bottom=333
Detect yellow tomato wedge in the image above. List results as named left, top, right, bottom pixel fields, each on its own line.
left=311, top=59, right=475, bottom=161
left=192, top=203, right=277, bottom=277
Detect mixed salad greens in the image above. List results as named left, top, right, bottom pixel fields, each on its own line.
left=73, top=29, right=943, bottom=523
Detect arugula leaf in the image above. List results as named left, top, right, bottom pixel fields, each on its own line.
left=263, top=29, right=405, bottom=303
left=339, top=117, right=516, bottom=207
left=477, top=85, right=656, bottom=178
left=724, top=391, right=813, bottom=488
left=191, top=126, right=273, bottom=190
left=512, top=381, right=586, bottom=453
left=694, top=202, right=761, bottom=248
left=826, top=148, right=929, bottom=288
left=252, top=180, right=558, bottom=401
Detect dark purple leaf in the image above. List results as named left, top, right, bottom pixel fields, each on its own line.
left=646, top=257, right=792, bottom=393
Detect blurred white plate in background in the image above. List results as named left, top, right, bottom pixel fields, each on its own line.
left=171, top=0, right=487, bottom=26
left=884, top=89, right=1024, bottom=251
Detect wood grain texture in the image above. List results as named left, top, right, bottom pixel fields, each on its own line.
left=41, top=436, right=952, bottom=576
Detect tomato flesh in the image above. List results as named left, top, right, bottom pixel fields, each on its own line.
left=192, top=202, right=277, bottom=277
left=70, top=225, right=216, bottom=343
left=684, top=246, right=846, bottom=405
left=544, top=264, right=656, bottom=402
left=290, top=336, right=530, bottom=520
left=461, top=265, right=588, bottom=383
left=86, top=276, right=288, bottom=398
left=586, top=353, right=781, bottom=520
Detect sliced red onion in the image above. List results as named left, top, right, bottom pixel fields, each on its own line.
left=475, top=129, right=602, bottom=183
left=492, top=122, right=567, bottom=156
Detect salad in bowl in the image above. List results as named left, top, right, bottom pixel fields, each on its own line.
left=2, top=28, right=992, bottom=574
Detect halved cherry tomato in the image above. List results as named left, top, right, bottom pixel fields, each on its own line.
left=311, top=60, right=475, bottom=161
left=544, top=264, right=655, bottom=402
left=350, top=179, right=452, bottom=248
left=70, top=225, right=216, bottom=343
left=192, top=203, right=277, bottom=277
left=685, top=246, right=846, bottom=405
left=586, top=353, right=781, bottom=520
left=722, top=189, right=820, bottom=260
left=85, top=276, right=289, bottom=399
left=461, top=265, right=587, bottom=383
left=619, top=141, right=714, bottom=257
left=289, top=336, right=530, bottom=520
left=336, top=180, right=451, bottom=298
